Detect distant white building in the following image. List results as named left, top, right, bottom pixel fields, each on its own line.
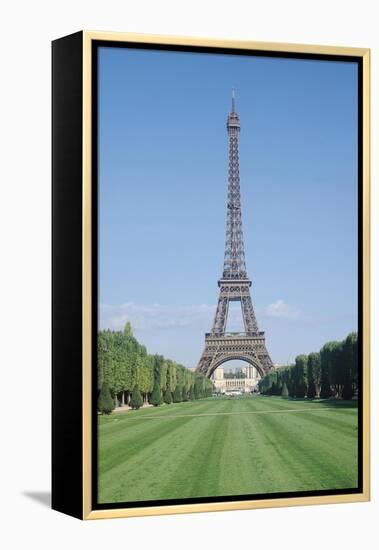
left=211, top=366, right=260, bottom=393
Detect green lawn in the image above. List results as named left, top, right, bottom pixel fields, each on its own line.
left=98, top=395, right=358, bottom=504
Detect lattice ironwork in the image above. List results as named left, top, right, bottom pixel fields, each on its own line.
left=196, top=91, right=273, bottom=378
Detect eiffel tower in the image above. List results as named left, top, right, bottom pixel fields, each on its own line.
left=196, top=91, right=273, bottom=379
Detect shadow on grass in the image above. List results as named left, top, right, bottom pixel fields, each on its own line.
left=282, top=397, right=358, bottom=409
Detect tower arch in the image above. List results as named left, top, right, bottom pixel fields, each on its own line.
left=208, top=355, right=266, bottom=379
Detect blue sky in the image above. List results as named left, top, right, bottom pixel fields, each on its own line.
left=98, top=46, right=358, bottom=368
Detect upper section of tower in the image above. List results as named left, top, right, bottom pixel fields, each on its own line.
left=227, top=89, right=240, bottom=131
left=222, top=89, right=248, bottom=281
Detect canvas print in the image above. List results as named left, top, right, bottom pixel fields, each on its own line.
left=96, top=45, right=360, bottom=507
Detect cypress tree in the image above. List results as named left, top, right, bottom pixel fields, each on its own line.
left=307, top=353, right=318, bottom=399
left=97, top=382, right=114, bottom=414
left=320, top=369, right=332, bottom=398
left=130, top=385, right=143, bottom=410
left=150, top=381, right=162, bottom=406
left=342, top=333, right=357, bottom=400
left=294, top=355, right=307, bottom=398
left=182, top=386, right=188, bottom=401
left=173, top=385, right=182, bottom=403
left=288, top=368, right=296, bottom=398
left=163, top=388, right=172, bottom=404
left=320, top=343, right=333, bottom=398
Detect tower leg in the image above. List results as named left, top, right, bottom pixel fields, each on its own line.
left=241, top=295, right=259, bottom=333
left=211, top=296, right=228, bottom=334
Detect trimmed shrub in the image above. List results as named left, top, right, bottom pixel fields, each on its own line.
left=294, top=355, right=308, bottom=398
left=163, top=388, right=172, bottom=404
left=130, top=386, right=143, bottom=410
left=173, top=385, right=182, bottom=403
left=150, top=381, right=162, bottom=406
left=97, top=382, right=114, bottom=414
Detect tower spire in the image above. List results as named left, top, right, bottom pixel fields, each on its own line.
left=231, top=88, right=236, bottom=112
left=224, top=89, right=245, bottom=279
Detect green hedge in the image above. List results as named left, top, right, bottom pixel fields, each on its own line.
left=97, top=322, right=212, bottom=412
left=259, top=332, right=357, bottom=400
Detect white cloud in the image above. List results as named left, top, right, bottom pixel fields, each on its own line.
left=263, top=299, right=303, bottom=320
left=100, top=299, right=305, bottom=333
left=100, top=302, right=215, bottom=332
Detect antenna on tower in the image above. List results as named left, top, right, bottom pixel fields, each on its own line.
left=231, top=88, right=236, bottom=112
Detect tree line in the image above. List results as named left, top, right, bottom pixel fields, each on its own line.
left=258, top=332, right=358, bottom=400
left=97, top=322, right=213, bottom=413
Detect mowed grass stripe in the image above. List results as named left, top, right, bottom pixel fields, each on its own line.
left=98, top=399, right=223, bottom=451
left=102, top=407, right=351, bottom=421
left=98, top=396, right=358, bottom=503
left=97, top=397, right=234, bottom=465
left=247, top=408, right=357, bottom=493
left=98, top=400, right=233, bottom=503
left=156, top=413, right=231, bottom=501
